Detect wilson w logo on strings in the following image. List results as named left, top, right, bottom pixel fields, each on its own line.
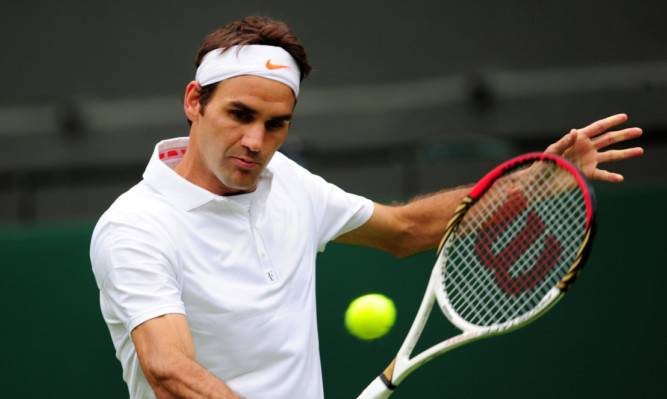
left=474, top=191, right=563, bottom=296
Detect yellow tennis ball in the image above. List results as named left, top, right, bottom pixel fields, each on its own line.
left=345, top=294, right=396, bottom=340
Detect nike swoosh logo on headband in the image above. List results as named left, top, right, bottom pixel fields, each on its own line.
left=266, top=59, right=290, bottom=70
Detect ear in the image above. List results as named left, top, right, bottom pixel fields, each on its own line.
left=184, top=81, right=202, bottom=123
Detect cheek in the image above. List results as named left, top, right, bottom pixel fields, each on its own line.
left=269, top=130, right=290, bottom=150
left=196, top=133, right=224, bottom=170
left=199, top=119, right=237, bottom=154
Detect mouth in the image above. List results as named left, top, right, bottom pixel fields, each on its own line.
left=231, top=156, right=261, bottom=170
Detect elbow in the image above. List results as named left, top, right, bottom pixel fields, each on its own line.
left=143, top=359, right=174, bottom=393
left=385, top=221, right=442, bottom=258
left=383, top=230, right=428, bottom=259
left=140, top=353, right=187, bottom=398
left=386, top=243, right=414, bottom=259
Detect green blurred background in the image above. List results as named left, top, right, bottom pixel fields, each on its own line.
left=1, top=184, right=665, bottom=398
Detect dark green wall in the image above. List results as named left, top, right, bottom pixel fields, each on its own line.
left=2, top=184, right=665, bottom=398
left=1, top=223, right=126, bottom=397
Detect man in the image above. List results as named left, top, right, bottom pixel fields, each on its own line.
left=90, top=15, right=643, bottom=399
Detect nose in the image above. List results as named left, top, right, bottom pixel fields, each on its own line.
left=241, top=123, right=265, bottom=153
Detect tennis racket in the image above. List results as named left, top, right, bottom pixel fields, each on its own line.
left=357, top=152, right=597, bottom=398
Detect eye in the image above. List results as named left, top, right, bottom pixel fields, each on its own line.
left=230, top=110, right=252, bottom=122
left=266, top=119, right=289, bottom=131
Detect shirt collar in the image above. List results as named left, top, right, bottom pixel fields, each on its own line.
left=142, top=137, right=274, bottom=211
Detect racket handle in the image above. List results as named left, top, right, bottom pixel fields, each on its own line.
left=357, top=376, right=394, bottom=399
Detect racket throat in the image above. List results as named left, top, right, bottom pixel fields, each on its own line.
left=380, top=359, right=398, bottom=390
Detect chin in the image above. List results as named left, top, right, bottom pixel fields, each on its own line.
left=220, top=178, right=258, bottom=194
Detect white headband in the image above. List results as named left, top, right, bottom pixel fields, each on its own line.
left=195, top=45, right=301, bottom=97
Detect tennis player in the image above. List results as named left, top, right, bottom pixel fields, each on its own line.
left=90, top=15, right=643, bottom=399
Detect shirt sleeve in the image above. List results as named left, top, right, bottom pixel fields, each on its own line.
left=274, top=154, right=374, bottom=251
left=313, top=176, right=374, bottom=251
left=91, top=208, right=185, bottom=334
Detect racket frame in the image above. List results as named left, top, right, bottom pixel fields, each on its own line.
left=357, top=153, right=596, bottom=398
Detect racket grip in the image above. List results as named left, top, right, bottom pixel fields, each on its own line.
left=357, top=376, right=394, bottom=399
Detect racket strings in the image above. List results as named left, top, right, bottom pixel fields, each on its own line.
left=443, top=162, right=588, bottom=327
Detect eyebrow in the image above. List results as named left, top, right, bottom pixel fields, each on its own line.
left=229, top=101, right=293, bottom=122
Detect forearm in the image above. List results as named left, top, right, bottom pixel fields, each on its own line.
left=393, top=185, right=472, bottom=256
left=145, top=353, right=240, bottom=399
left=132, top=314, right=241, bottom=399
left=336, top=184, right=472, bottom=258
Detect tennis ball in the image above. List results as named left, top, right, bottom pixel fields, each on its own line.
left=345, top=294, right=396, bottom=340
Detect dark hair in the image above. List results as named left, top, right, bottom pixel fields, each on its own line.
left=194, top=16, right=312, bottom=117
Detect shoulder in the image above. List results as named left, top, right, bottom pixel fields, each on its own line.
left=90, top=182, right=181, bottom=283
left=104, top=182, right=174, bottom=223
left=91, top=181, right=179, bottom=252
left=268, top=151, right=332, bottom=189
left=268, top=151, right=308, bottom=175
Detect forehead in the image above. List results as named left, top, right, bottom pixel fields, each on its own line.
left=213, top=75, right=296, bottom=110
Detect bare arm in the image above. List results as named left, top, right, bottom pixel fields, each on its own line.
left=334, top=185, right=472, bottom=258
left=335, top=114, right=643, bottom=259
left=131, top=313, right=241, bottom=399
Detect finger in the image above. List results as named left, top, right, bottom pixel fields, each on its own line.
left=597, top=147, right=644, bottom=163
left=545, top=129, right=577, bottom=155
left=578, top=113, right=628, bottom=138
left=591, top=168, right=625, bottom=183
left=592, top=127, right=643, bottom=150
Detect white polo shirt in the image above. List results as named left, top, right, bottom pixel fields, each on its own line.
left=90, top=137, right=374, bottom=399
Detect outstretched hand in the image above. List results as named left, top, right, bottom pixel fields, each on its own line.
left=545, top=114, right=644, bottom=182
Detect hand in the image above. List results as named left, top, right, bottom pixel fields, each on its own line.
left=545, top=114, right=644, bottom=182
